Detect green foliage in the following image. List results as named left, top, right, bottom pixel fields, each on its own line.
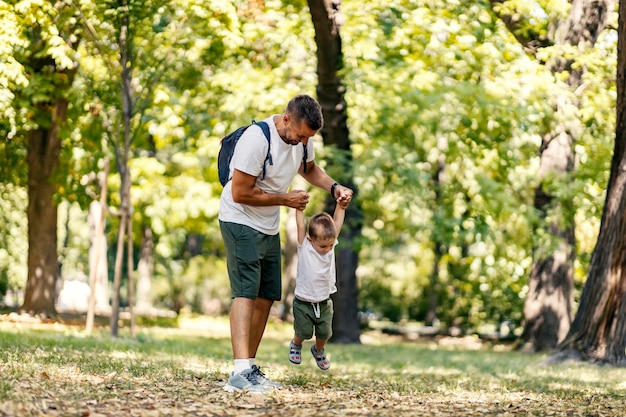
left=0, top=3, right=27, bottom=142
left=0, top=1, right=80, bottom=188
left=0, top=184, right=27, bottom=297
left=342, top=0, right=547, bottom=327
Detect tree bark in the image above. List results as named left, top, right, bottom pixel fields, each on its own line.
left=522, top=128, right=576, bottom=351
left=110, top=0, right=134, bottom=337
left=126, top=207, right=135, bottom=337
left=110, top=179, right=128, bottom=336
left=21, top=99, right=68, bottom=318
left=557, top=0, right=626, bottom=365
left=308, top=0, right=362, bottom=343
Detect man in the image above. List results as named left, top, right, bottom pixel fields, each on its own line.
left=219, top=94, right=353, bottom=394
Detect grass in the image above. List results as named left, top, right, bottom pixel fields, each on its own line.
left=1, top=315, right=625, bottom=416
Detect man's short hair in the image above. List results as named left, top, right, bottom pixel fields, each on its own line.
left=287, top=95, right=323, bottom=131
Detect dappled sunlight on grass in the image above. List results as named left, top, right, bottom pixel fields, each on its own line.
left=2, top=315, right=626, bottom=415
left=175, top=314, right=232, bottom=338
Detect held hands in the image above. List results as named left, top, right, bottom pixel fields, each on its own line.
left=288, top=189, right=310, bottom=211
left=334, top=184, right=353, bottom=208
left=289, top=185, right=352, bottom=212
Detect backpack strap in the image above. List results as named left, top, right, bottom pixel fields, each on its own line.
left=302, top=142, right=308, bottom=174
left=252, top=120, right=272, bottom=180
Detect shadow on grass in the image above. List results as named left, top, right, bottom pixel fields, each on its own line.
left=1, top=314, right=626, bottom=416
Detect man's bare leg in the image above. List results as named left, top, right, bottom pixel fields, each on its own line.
left=225, top=297, right=271, bottom=393
left=248, top=297, right=273, bottom=358
left=230, top=297, right=254, bottom=359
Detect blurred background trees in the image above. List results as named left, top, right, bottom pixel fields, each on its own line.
left=0, top=0, right=617, bottom=351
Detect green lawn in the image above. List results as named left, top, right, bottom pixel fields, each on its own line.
left=0, top=314, right=624, bottom=416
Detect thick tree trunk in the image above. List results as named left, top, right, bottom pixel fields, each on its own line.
left=21, top=100, right=68, bottom=317
left=308, top=0, right=361, bottom=343
left=522, top=235, right=574, bottom=351
left=522, top=129, right=576, bottom=351
left=557, top=0, right=626, bottom=365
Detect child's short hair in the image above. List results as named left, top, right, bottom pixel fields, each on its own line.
left=308, top=213, right=336, bottom=241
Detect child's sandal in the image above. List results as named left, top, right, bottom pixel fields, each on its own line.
left=289, top=340, right=302, bottom=364
left=311, top=345, right=330, bottom=370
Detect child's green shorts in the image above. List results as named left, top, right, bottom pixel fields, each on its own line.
left=293, top=297, right=334, bottom=341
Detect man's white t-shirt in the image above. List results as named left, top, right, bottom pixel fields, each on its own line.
left=294, top=238, right=338, bottom=303
left=218, top=115, right=315, bottom=235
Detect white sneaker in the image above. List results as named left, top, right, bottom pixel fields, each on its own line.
left=251, top=364, right=283, bottom=389
left=223, top=368, right=269, bottom=394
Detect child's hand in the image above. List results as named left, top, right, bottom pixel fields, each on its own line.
left=337, top=198, right=349, bottom=209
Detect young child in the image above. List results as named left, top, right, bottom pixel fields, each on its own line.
left=288, top=198, right=348, bottom=370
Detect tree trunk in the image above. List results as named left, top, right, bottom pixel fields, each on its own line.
left=110, top=183, right=128, bottom=337
left=136, top=225, right=155, bottom=313
left=308, top=0, right=362, bottom=343
left=126, top=208, right=135, bottom=337
left=557, top=0, right=626, bottom=365
left=86, top=161, right=110, bottom=334
left=111, top=0, right=134, bottom=337
left=21, top=100, right=68, bottom=317
left=522, top=129, right=576, bottom=351
left=426, top=241, right=443, bottom=326
left=492, top=0, right=616, bottom=351
left=426, top=136, right=447, bottom=326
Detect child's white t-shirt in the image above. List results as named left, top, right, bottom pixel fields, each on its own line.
left=294, top=238, right=338, bottom=303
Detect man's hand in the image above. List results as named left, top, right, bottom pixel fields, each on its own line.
left=286, top=189, right=310, bottom=211
left=335, top=185, right=353, bottom=206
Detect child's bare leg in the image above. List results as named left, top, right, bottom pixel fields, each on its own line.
left=314, top=337, right=327, bottom=351
left=311, top=338, right=330, bottom=370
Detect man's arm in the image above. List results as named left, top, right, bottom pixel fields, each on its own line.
left=295, top=209, right=306, bottom=245
left=299, top=160, right=353, bottom=203
left=231, top=169, right=309, bottom=210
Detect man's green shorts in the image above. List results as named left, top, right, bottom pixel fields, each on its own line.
left=219, top=221, right=282, bottom=300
